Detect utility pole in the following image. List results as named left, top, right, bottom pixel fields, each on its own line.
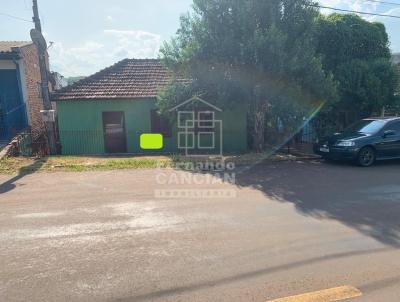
left=31, top=0, right=57, bottom=155
left=32, top=0, right=42, bottom=32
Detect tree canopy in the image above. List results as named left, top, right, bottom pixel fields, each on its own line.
left=159, top=1, right=399, bottom=150
left=159, top=0, right=337, bottom=151
left=315, top=14, right=398, bottom=127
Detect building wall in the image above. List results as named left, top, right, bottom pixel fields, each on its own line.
left=221, top=105, right=248, bottom=153
left=56, top=98, right=247, bottom=155
left=19, top=44, right=46, bottom=140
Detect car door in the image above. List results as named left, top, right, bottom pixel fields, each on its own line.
left=377, top=121, right=400, bottom=158
left=390, top=122, right=400, bottom=157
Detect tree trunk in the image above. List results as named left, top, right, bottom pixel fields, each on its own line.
left=252, top=102, right=267, bottom=153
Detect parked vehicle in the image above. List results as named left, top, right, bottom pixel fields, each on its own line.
left=315, top=117, right=400, bottom=167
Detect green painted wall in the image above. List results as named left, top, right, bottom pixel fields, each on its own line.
left=56, top=98, right=247, bottom=155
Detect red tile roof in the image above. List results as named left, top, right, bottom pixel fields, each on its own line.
left=0, top=41, right=33, bottom=53
left=52, top=59, right=182, bottom=101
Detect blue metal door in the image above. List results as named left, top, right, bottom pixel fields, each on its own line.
left=0, top=69, right=28, bottom=140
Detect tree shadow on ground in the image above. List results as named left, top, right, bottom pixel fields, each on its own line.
left=0, top=158, right=47, bottom=194
left=114, top=247, right=394, bottom=302
left=234, top=159, right=400, bottom=247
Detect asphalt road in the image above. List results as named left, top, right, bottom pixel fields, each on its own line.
left=0, top=160, right=400, bottom=302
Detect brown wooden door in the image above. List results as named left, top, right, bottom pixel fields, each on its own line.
left=102, top=111, right=127, bottom=154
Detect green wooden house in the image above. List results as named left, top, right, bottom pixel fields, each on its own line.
left=52, top=59, right=247, bottom=155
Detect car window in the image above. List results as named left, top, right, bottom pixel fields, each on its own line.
left=382, top=122, right=400, bottom=133
left=344, top=120, right=387, bottom=135
left=385, top=121, right=400, bottom=133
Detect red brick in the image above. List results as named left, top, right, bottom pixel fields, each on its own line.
left=19, top=43, right=50, bottom=141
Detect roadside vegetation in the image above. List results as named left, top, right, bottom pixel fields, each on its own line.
left=314, top=13, right=399, bottom=137
left=158, top=0, right=400, bottom=152
left=158, top=0, right=337, bottom=153
left=0, top=156, right=171, bottom=174
left=0, top=151, right=304, bottom=175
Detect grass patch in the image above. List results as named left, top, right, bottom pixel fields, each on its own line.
left=45, top=156, right=173, bottom=172
left=0, top=151, right=290, bottom=175
left=0, top=156, right=172, bottom=174
left=0, top=157, right=37, bottom=174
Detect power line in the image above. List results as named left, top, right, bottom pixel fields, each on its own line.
left=313, top=4, right=400, bottom=19
left=362, top=0, right=400, bottom=6
left=0, top=12, right=32, bottom=23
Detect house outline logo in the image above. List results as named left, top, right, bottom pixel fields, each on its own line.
left=169, top=96, right=223, bottom=157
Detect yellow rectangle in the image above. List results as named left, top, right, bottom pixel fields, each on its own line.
left=266, top=286, right=362, bottom=302
left=140, top=133, right=163, bottom=150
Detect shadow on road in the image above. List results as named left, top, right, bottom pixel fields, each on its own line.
left=0, top=158, right=47, bottom=194
left=235, top=159, right=400, bottom=247
left=114, top=247, right=391, bottom=302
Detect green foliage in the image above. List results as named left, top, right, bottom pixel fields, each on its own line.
left=315, top=14, right=398, bottom=128
left=395, top=63, right=400, bottom=99
left=336, top=58, right=398, bottom=115
left=316, top=14, right=390, bottom=71
left=159, top=0, right=337, bottom=150
left=157, top=82, right=198, bottom=118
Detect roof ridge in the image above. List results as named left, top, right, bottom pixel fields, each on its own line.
left=52, top=58, right=180, bottom=101
left=0, top=41, right=33, bottom=46
left=129, top=58, right=161, bottom=60
left=0, top=40, right=32, bottom=43
left=0, top=41, right=34, bottom=53
left=56, top=58, right=164, bottom=93
left=54, top=58, right=131, bottom=94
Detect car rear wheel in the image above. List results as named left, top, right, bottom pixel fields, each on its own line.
left=357, top=146, right=375, bottom=167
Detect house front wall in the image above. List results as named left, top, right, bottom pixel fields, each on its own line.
left=56, top=98, right=247, bottom=155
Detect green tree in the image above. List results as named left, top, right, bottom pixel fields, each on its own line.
left=159, top=0, right=337, bottom=152
left=315, top=14, right=399, bottom=130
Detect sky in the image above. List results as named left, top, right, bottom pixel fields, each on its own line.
left=1, top=0, right=400, bottom=77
